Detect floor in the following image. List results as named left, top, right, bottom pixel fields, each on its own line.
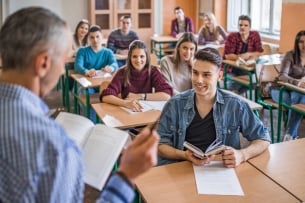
left=44, top=88, right=305, bottom=141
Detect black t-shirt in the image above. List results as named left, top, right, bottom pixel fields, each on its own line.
left=185, top=96, right=216, bottom=152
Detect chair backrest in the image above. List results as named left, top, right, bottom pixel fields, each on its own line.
left=262, top=44, right=272, bottom=55
left=255, top=63, right=281, bottom=99
left=217, top=46, right=225, bottom=56
left=99, top=80, right=110, bottom=94
left=256, top=64, right=280, bottom=83
left=150, top=53, right=159, bottom=68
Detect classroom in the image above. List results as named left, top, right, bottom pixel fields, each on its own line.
left=1, top=0, right=305, bottom=202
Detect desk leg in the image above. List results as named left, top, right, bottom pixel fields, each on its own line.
left=85, top=89, right=90, bottom=118
left=277, top=86, right=285, bottom=142
left=73, top=81, right=79, bottom=114
left=61, top=75, right=65, bottom=107
left=223, top=64, right=228, bottom=89
left=64, top=66, right=70, bottom=112
left=248, top=71, right=253, bottom=100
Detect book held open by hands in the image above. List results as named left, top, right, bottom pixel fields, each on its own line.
left=237, top=57, right=256, bottom=66
left=55, top=112, right=129, bottom=190
left=183, top=139, right=225, bottom=159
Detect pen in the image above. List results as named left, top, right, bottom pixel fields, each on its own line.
left=146, top=120, right=158, bottom=132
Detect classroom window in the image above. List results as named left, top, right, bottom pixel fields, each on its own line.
left=227, top=0, right=282, bottom=37
left=250, top=0, right=282, bottom=36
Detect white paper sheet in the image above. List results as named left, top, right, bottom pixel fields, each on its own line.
left=193, top=161, right=244, bottom=196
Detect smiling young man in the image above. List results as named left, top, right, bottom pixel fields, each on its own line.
left=74, top=25, right=118, bottom=77
left=107, top=15, right=139, bottom=67
left=157, top=48, right=270, bottom=166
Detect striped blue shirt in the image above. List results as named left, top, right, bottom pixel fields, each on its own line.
left=0, top=83, right=134, bottom=203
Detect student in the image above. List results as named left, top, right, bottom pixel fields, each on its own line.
left=157, top=48, right=270, bottom=166
left=198, top=12, right=227, bottom=45
left=223, top=15, right=264, bottom=94
left=171, top=6, right=194, bottom=38
left=270, top=30, right=305, bottom=141
left=100, top=40, right=173, bottom=111
left=107, top=15, right=139, bottom=67
left=160, top=32, right=197, bottom=95
left=74, top=25, right=118, bottom=77
left=72, top=19, right=90, bottom=56
left=0, top=7, right=159, bottom=203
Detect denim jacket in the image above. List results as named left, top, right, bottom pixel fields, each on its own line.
left=157, top=89, right=270, bottom=165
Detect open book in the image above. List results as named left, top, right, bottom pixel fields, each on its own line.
left=121, top=100, right=167, bottom=114
left=55, top=112, right=129, bottom=190
left=183, top=139, right=225, bottom=159
left=237, top=57, right=256, bottom=66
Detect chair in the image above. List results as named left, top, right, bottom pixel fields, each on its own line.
left=150, top=53, right=159, bottom=68
left=73, top=80, right=110, bottom=122
left=277, top=82, right=305, bottom=142
left=262, top=44, right=272, bottom=55
left=255, top=63, right=286, bottom=142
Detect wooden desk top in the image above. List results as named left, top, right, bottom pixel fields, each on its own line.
left=222, top=60, right=255, bottom=71
left=278, top=81, right=305, bottom=94
left=150, top=35, right=178, bottom=43
left=259, top=54, right=282, bottom=66
left=248, top=138, right=305, bottom=201
left=135, top=161, right=299, bottom=203
left=70, top=73, right=112, bottom=88
left=221, top=89, right=263, bottom=110
left=92, top=103, right=161, bottom=129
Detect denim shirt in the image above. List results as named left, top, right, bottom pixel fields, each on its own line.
left=157, top=89, right=270, bottom=165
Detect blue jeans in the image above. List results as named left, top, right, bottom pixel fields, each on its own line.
left=271, top=89, right=305, bottom=138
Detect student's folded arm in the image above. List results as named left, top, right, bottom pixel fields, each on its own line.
left=102, top=95, right=128, bottom=107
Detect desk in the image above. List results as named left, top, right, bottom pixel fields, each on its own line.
left=71, top=74, right=112, bottom=118
left=221, top=89, right=262, bottom=111
left=92, top=103, right=161, bottom=129
left=150, top=36, right=178, bottom=59
left=135, top=161, right=299, bottom=203
left=223, top=54, right=282, bottom=101
left=277, top=81, right=305, bottom=142
left=248, top=138, right=305, bottom=202
left=223, top=59, right=256, bottom=100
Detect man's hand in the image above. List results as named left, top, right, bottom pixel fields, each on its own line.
left=222, top=146, right=245, bottom=168
left=85, top=69, right=96, bottom=77
left=118, top=127, right=159, bottom=184
left=184, top=150, right=213, bottom=166
left=103, top=65, right=114, bottom=73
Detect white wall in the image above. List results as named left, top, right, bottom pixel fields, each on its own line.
left=1, top=0, right=88, bottom=32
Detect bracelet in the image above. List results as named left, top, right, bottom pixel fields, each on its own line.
left=144, top=93, right=147, bottom=100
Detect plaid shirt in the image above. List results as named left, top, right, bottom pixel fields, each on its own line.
left=224, top=31, right=263, bottom=56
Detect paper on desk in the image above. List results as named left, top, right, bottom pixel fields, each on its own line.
left=76, top=77, right=92, bottom=87
left=92, top=70, right=112, bottom=78
left=120, top=101, right=167, bottom=114
left=193, top=161, right=244, bottom=196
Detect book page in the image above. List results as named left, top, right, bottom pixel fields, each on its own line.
left=83, top=124, right=129, bottom=190
left=193, top=161, right=244, bottom=195
left=55, top=112, right=94, bottom=148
